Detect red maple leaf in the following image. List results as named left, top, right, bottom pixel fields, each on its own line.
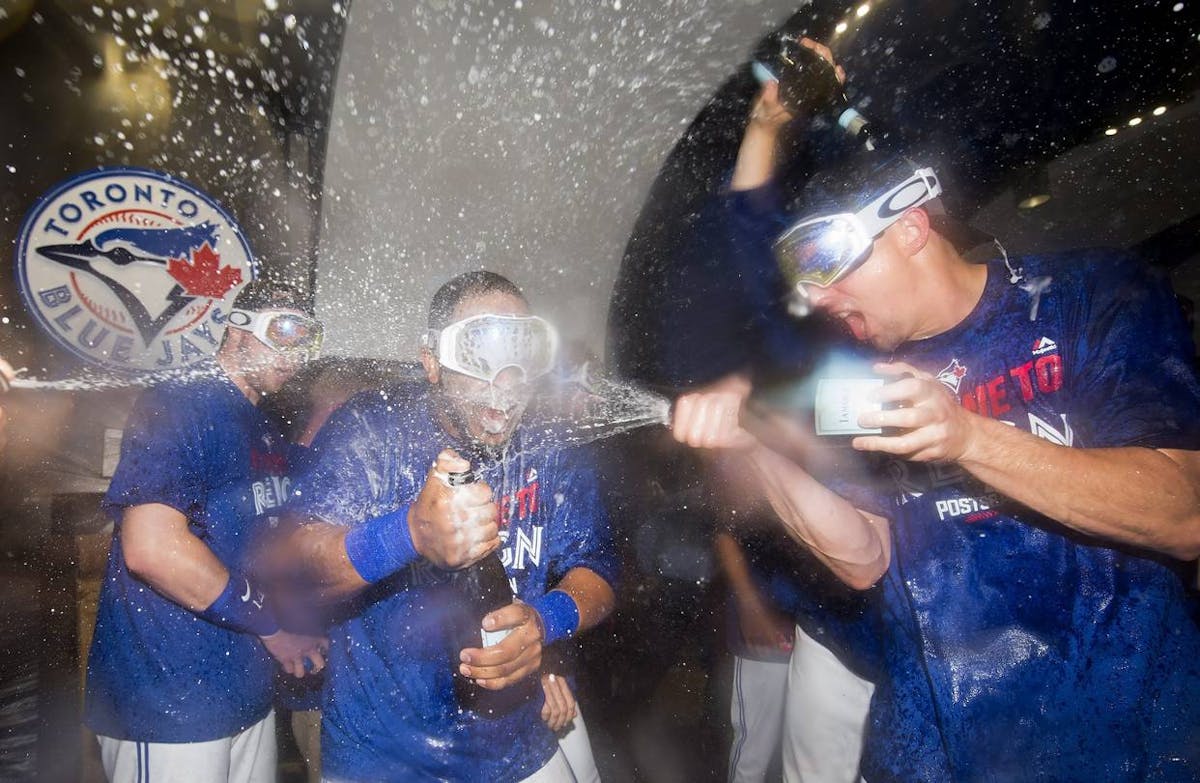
left=167, top=242, right=244, bottom=299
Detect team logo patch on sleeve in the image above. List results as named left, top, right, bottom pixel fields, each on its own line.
left=14, top=168, right=256, bottom=371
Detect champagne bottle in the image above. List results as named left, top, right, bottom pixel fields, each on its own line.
left=752, top=32, right=876, bottom=150
left=443, top=456, right=515, bottom=711
left=746, top=358, right=895, bottom=446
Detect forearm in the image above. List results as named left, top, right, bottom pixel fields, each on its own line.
left=121, top=504, right=229, bottom=610
left=129, top=531, right=230, bottom=610
left=548, top=567, right=615, bottom=635
left=714, top=531, right=762, bottom=602
left=730, top=125, right=781, bottom=192
left=961, top=418, right=1200, bottom=559
left=748, top=445, right=890, bottom=589
left=281, top=520, right=372, bottom=603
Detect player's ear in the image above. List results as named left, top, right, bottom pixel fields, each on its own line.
left=220, top=324, right=244, bottom=353
left=420, top=346, right=440, bottom=384
left=896, top=207, right=931, bottom=256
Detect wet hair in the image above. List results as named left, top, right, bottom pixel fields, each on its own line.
left=427, top=270, right=526, bottom=331
left=231, top=278, right=314, bottom=316
left=788, top=154, right=943, bottom=218
left=786, top=153, right=991, bottom=252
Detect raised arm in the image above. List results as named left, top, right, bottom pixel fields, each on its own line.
left=730, top=37, right=843, bottom=193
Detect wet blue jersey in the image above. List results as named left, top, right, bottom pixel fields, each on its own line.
left=290, top=382, right=618, bottom=783
left=859, top=251, right=1200, bottom=782
left=85, top=364, right=291, bottom=741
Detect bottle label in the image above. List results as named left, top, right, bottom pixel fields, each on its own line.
left=480, top=626, right=513, bottom=648
left=814, top=378, right=884, bottom=436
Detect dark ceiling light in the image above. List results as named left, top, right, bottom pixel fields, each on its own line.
left=1016, top=166, right=1052, bottom=210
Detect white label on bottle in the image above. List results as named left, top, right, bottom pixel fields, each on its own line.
left=814, top=378, right=884, bottom=436
left=480, top=627, right=513, bottom=648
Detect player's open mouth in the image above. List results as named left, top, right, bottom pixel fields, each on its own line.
left=836, top=311, right=868, bottom=341
left=480, top=407, right=514, bottom=434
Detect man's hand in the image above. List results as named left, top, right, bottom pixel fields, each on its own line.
left=409, top=449, right=500, bottom=570
left=737, top=594, right=795, bottom=657
left=540, top=672, right=577, bottom=733
left=458, top=601, right=545, bottom=690
left=852, top=361, right=980, bottom=462
left=747, top=79, right=794, bottom=132
left=260, top=630, right=328, bottom=678
left=797, top=37, right=846, bottom=85
left=672, top=373, right=758, bottom=450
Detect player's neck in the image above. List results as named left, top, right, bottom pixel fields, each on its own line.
left=910, top=251, right=988, bottom=342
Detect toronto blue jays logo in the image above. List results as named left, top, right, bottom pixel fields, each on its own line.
left=936, top=358, right=968, bottom=394
left=14, top=168, right=256, bottom=371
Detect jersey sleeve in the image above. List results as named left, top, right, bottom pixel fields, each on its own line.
left=288, top=398, right=392, bottom=527
left=544, top=447, right=620, bottom=589
left=1064, top=253, right=1200, bottom=449
left=103, top=385, right=206, bottom=522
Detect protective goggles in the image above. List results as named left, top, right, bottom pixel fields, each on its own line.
left=426, top=314, right=558, bottom=384
left=227, top=308, right=323, bottom=359
left=774, top=167, right=942, bottom=290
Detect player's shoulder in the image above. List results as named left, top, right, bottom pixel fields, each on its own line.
left=130, top=364, right=233, bottom=424
left=1020, top=247, right=1156, bottom=289
left=315, top=379, right=430, bottom=446
left=340, top=379, right=426, bottom=418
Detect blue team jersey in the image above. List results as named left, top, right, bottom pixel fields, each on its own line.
left=85, top=364, right=291, bottom=742
left=859, top=252, right=1200, bottom=782
left=290, top=382, right=618, bottom=783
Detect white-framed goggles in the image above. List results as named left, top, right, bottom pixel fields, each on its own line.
left=426, top=313, right=558, bottom=384
left=774, top=167, right=942, bottom=290
left=227, top=308, right=323, bottom=359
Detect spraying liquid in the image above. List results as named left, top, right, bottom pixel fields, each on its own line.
left=3, top=361, right=675, bottom=455
left=525, top=362, right=672, bottom=446
left=1, top=364, right=231, bottom=393
left=441, top=363, right=673, bottom=474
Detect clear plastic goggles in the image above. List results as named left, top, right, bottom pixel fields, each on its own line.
left=428, top=314, right=558, bottom=384
left=227, top=308, right=323, bottom=359
left=774, top=167, right=942, bottom=290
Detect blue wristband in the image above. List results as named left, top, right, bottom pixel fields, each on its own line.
left=531, top=590, right=579, bottom=646
left=344, top=506, right=418, bottom=583
left=199, top=571, right=279, bottom=637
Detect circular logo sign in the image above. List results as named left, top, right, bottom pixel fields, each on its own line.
left=14, top=167, right=256, bottom=372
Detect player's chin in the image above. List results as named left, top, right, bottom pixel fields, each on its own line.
left=472, top=429, right=514, bottom=448
left=256, top=373, right=288, bottom=397
left=470, top=414, right=520, bottom=446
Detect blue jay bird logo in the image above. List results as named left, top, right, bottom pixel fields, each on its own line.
left=15, top=168, right=257, bottom=372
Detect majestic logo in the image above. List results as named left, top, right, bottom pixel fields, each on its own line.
left=936, top=358, right=969, bottom=394
left=1031, top=336, right=1058, bottom=356
left=15, top=168, right=256, bottom=371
